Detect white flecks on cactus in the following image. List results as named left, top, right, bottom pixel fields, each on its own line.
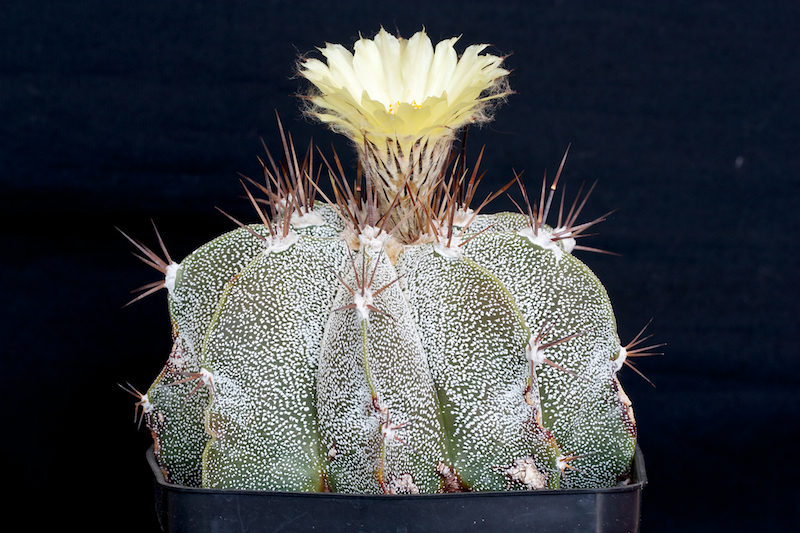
left=144, top=341, right=211, bottom=487
left=200, top=232, right=347, bottom=490
left=166, top=342, right=186, bottom=370
left=129, top=167, right=643, bottom=491
left=395, top=242, right=561, bottom=490
left=460, top=230, right=634, bottom=488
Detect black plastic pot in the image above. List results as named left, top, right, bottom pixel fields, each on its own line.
left=148, top=446, right=646, bottom=533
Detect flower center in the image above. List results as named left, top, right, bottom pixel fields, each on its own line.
left=387, top=100, right=424, bottom=114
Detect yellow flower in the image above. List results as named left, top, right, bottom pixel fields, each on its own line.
left=299, top=27, right=509, bottom=140
left=299, top=28, right=510, bottom=243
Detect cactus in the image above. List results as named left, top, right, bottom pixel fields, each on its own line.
left=123, top=28, right=658, bottom=493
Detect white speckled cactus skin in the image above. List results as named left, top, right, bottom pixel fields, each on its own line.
left=125, top=29, right=647, bottom=493
left=129, top=180, right=638, bottom=492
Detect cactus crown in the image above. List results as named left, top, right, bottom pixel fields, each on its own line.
left=123, top=28, right=659, bottom=494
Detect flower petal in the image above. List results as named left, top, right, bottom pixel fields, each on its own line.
left=319, top=44, right=364, bottom=102
left=372, top=28, right=404, bottom=105
left=424, top=36, right=459, bottom=99
left=353, top=35, right=391, bottom=109
left=401, top=30, right=434, bottom=105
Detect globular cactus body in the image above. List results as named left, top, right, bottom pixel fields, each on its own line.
left=134, top=204, right=636, bottom=492
left=126, top=28, right=652, bottom=495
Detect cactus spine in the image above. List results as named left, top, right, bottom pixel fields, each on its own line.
left=124, top=28, right=654, bottom=493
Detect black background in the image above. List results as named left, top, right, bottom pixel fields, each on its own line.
left=2, top=1, right=799, bottom=531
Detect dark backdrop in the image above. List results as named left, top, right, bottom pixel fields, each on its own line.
left=2, top=1, right=798, bottom=531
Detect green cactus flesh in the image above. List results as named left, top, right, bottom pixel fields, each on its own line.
left=129, top=171, right=642, bottom=492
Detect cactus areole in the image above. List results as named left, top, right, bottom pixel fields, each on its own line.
left=123, top=28, right=657, bottom=494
